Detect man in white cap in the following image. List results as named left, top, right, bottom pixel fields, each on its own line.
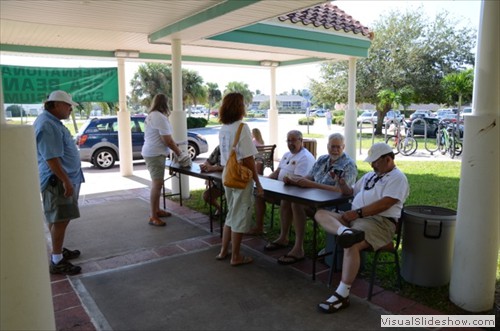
left=33, top=90, right=84, bottom=275
left=314, top=142, right=409, bottom=313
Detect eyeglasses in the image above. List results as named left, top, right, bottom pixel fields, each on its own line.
left=286, top=139, right=301, bottom=143
left=328, top=144, right=344, bottom=149
left=364, top=173, right=385, bottom=190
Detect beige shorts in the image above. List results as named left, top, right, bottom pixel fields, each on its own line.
left=144, top=155, right=166, bottom=180
left=223, top=178, right=254, bottom=233
left=350, top=215, right=396, bottom=251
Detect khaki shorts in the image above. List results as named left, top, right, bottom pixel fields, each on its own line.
left=42, top=178, right=81, bottom=223
left=350, top=215, right=396, bottom=251
left=144, top=155, right=167, bottom=180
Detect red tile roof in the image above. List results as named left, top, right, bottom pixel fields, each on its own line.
left=278, top=3, right=374, bottom=40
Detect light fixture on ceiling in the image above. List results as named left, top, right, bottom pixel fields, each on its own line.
left=114, top=50, right=140, bottom=58
left=260, top=60, right=279, bottom=67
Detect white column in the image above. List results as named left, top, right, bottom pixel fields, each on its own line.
left=116, top=58, right=133, bottom=176
left=268, top=67, right=278, bottom=149
left=0, top=70, right=6, bottom=124
left=1, top=125, right=56, bottom=330
left=344, top=58, right=357, bottom=160
left=449, top=0, right=500, bottom=312
left=169, top=39, right=190, bottom=198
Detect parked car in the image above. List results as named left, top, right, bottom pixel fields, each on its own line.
left=409, top=110, right=433, bottom=121
left=461, top=107, right=472, bottom=118
left=440, top=112, right=462, bottom=124
left=356, top=111, right=378, bottom=125
left=384, top=110, right=404, bottom=124
left=311, top=109, right=328, bottom=117
left=410, top=117, right=440, bottom=138
left=75, top=115, right=209, bottom=169
left=435, top=109, right=454, bottom=120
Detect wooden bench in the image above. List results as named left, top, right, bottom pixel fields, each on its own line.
left=256, top=144, right=277, bottom=174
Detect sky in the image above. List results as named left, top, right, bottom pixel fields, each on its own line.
left=0, top=0, right=482, bottom=97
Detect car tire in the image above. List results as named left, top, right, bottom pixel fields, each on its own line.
left=92, top=148, right=116, bottom=169
left=187, top=142, right=198, bottom=161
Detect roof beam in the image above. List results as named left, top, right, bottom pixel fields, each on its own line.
left=148, top=0, right=260, bottom=43
left=209, top=23, right=371, bottom=58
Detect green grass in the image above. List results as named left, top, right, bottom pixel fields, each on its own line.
left=180, top=160, right=499, bottom=314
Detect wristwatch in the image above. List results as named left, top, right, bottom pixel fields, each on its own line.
left=356, top=208, right=363, bottom=218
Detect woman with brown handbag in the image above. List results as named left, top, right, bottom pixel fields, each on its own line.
left=216, top=93, right=264, bottom=266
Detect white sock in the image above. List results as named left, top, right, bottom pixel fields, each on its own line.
left=52, top=254, right=63, bottom=264
left=335, top=282, right=351, bottom=299
left=337, top=225, right=352, bottom=236
left=319, top=282, right=351, bottom=311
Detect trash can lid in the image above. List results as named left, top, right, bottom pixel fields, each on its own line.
left=403, top=205, right=456, bottom=220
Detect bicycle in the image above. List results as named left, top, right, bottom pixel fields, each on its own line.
left=436, top=121, right=462, bottom=159
left=385, top=120, right=417, bottom=156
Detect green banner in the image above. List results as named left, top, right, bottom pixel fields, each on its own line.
left=1, top=65, right=118, bottom=104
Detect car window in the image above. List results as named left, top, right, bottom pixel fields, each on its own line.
left=96, top=122, right=113, bottom=133
left=112, top=121, right=119, bottom=132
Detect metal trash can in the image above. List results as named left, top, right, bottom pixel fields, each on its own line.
left=401, top=205, right=456, bottom=287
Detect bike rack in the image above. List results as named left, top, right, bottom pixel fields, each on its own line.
left=410, top=118, right=439, bottom=155
left=358, top=119, right=375, bottom=155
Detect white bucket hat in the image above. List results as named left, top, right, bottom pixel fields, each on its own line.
left=364, top=143, right=393, bottom=162
left=47, top=90, right=78, bottom=106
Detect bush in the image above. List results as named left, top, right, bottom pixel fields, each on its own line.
left=332, top=115, right=344, bottom=126
left=186, top=117, right=208, bottom=129
left=298, top=117, right=314, bottom=125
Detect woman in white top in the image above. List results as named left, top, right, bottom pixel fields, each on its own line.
left=141, top=94, right=186, bottom=227
left=216, top=93, right=264, bottom=266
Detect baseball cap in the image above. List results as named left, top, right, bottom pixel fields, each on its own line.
left=47, top=90, right=78, bottom=106
left=364, top=143, right=393, bottom=162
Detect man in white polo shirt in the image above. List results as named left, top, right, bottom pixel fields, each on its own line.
left=249, top=130, right=315, bottom=240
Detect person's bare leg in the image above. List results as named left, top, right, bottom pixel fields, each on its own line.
left=150, top=178, right=163, bottom=217
left=272, top=201, right=292, bottom=244
left=217, top=225, right=232, bottom=259
left=49, top=220, right=70, bottom=255
left=250, top=196, right=266, bottom=234
left=230, top=231, right=252, bottom=265
left=314, top=209, right=345, bottom=234
left=286, top=203, right=307, bottom=258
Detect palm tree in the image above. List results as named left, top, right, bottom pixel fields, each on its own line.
left=206, top=82, right=221, bottom=120
left=395, top=86, right=415, bottom=118
left=183, top=69, right=206, bottom=113
left=130, top=63, right=206, bottom=113
left=441, top=69, right=474, bottom=111
left=224, top=81, right=253, bottom=108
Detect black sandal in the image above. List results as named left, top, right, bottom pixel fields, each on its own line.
left=337, top=228, right=365, bottom=248
left=317, top=292, right=350, bottom=314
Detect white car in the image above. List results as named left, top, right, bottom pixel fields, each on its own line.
left=357, top=111, right=378, bottom=125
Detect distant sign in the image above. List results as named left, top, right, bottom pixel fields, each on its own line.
left=1, top=65, right=118, bottom=104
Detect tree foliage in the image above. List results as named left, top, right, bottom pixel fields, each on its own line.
left=441, top=68, right=474, bottom=109
left=223, top=81, right=253, bottom=107
left=310, top=7, right=476, bottom=109
left=205, top=82, right=221, bottom=120
left=129, top=63, right=206, bottom=110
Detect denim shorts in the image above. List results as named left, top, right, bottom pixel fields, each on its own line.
left=42, top=177, right=81, bottom=223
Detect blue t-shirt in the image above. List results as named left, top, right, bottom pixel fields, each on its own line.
left=33, top=110, right=84, bottom=191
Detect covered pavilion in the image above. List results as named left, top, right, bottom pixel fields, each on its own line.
left=0, top=1, right=498, bottom=329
